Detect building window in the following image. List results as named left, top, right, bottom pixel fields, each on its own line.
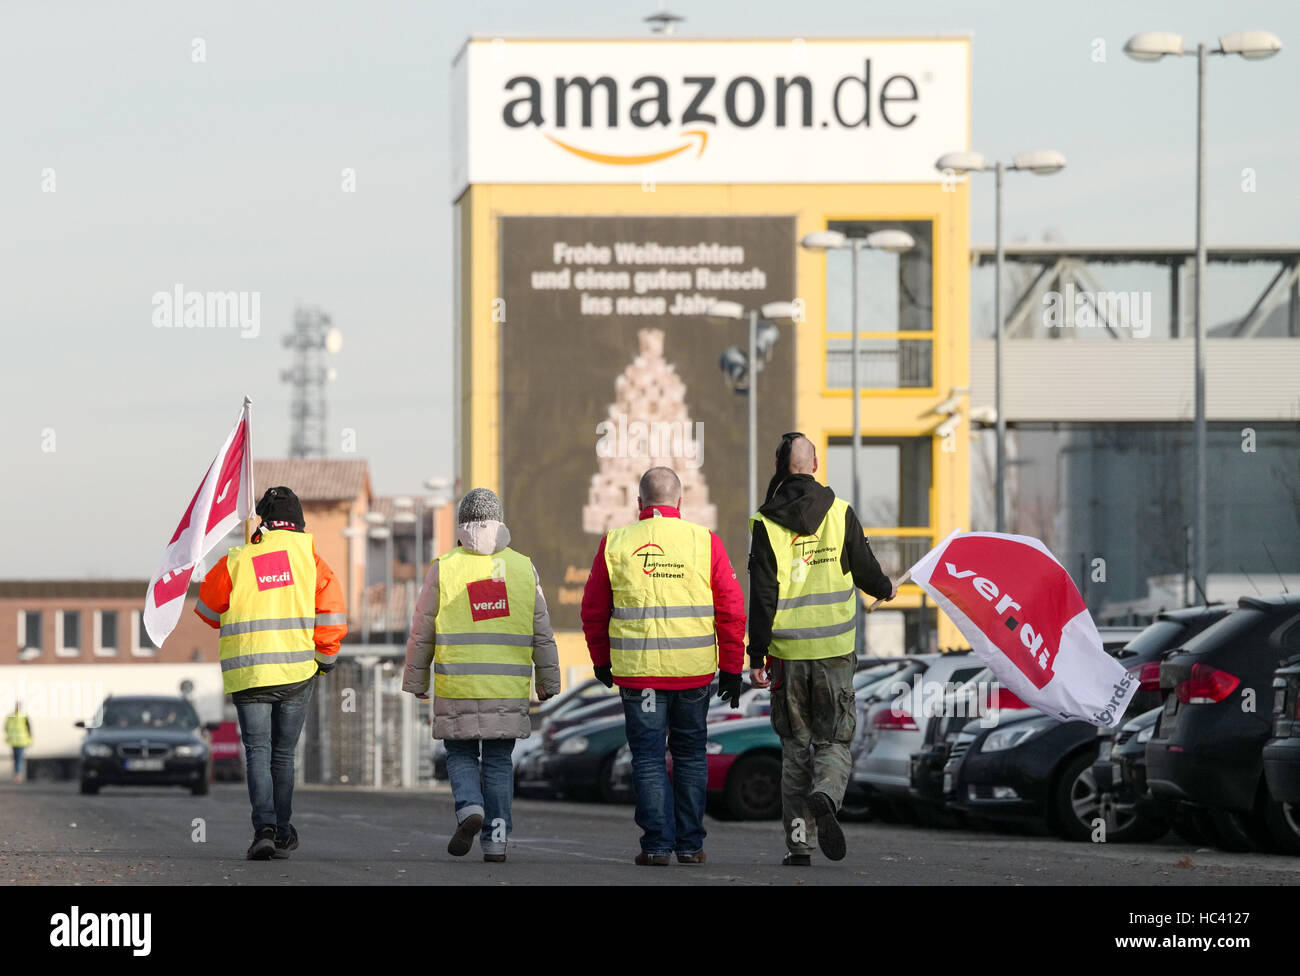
left=57, top=610, right=82, bottom=656
left=95, top=610, right=119, bottom=656
left=827, top=435, right=934, bottom=577
left=18, top=610, right=42, bottom=659
left=823, top=220, right=934, bottom=390
left=131, top=611, right=159, bottom=657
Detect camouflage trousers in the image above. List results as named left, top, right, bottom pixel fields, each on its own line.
left=768, top=652, right=857, bottom=855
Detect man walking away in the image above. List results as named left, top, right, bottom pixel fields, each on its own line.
left=582, top=466, right=746, bottom=865
left=748, top=434, right=895, bottom=866
left=196, top=486, right=347, bottom=860
left=6, top=703, right=32, bottom=783
left=404, top=488, right=561, bottom=863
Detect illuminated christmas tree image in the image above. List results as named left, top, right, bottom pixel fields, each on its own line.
left=583, top=328, right=717, bottom=534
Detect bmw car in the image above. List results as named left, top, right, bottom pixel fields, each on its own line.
left=78, top=696, right=217, bottom=795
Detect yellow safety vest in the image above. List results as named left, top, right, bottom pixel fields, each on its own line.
left=219, top=530, right=320, bottom=694
left=751, top=497, right=856, bottom=660
left=605, top=515, right=717, bottom=681
left=5, top=712, right=31, bottom=748
left=433, top=547, right=536, bottom=700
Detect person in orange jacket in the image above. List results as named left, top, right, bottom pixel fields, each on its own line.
left=195, top=486, right=347, bottom=860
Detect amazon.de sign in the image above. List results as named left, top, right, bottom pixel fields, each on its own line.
left=451, top=37, right=970, bottom=192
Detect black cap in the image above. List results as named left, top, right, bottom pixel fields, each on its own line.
left=255, top=486, right=305, bottom=531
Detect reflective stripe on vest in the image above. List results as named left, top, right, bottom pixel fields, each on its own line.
left=5, top=712, right=31, bottom=748
left=218, top=530, right=319, bottom=694
left=751, top=497, right=857, bottom=660
left=433, top=547, right=536, bottom=700
left=604, top=516, right=717, bottom=681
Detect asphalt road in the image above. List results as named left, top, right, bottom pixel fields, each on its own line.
left=2, top=781, right=1299, bottom=886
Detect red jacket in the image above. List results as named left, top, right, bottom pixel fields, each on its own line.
left=581, top=505, right=746, bottom=689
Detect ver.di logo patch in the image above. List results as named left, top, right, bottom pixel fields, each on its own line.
left=251, top=550, right=294, bottom=591
left=467, top=577, right=510, bottom=621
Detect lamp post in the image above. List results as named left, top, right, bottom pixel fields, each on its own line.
left=933, top=151, right=1065, bottom=533
left=709, top=300, right=798, bottom=515
left=1123, top=29, right=1281, bottom=598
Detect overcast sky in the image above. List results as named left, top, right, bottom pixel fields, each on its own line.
left=2, top=0, right=1296, bottom=578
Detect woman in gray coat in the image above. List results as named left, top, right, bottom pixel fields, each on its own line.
left=403, top=488, right=561, bottom=862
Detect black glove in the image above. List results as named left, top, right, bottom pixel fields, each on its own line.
left=594, top=665, right=614, bottom=689
left=315, top=663, right=335, bottom=677
left=717, top=671, right=742, bottom=709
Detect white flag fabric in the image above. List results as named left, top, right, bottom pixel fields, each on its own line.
left=143, top=398, right=254, bottom=647
left=907, top=529, right=1137, bottom=728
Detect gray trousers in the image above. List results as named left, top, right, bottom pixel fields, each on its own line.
left=769, top=652, right=857, bottom=854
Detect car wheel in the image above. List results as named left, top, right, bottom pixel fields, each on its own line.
left=1262, top=799, right=1300, bottom=855
left=1207, top=808, right=1263, bottom=853
left=868, top=794, right=902, bottom=823
left=1054, top=752, right=1107, bottom=842
left=191, top=780, right=210, bottom=797
left=79, top=779, right=98, bottom=795
left=838, top=793, right=873, bottom=823
left=724, top=754, right=782, bottom=820
left=1168, top=812, right=1208, bottom=846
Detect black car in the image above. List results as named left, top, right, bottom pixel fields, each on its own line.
left=1091, top=707, right=1168, bottom=842
left=1146, top=594, right=1300, bottom=853
left=1262, top=655, right=1300, bottom=854
left=78, top=696, right=217, bottom=795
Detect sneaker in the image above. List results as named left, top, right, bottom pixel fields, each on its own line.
left=676, top=851, right=707, bottom=864
left=273, top=826, right=299, bottom=859
left=483, top=852, right=507, bottom=863
left=247, top=825, right=276, bottom=861
left=634, top=852, right=670, bottom=866
left=808, top=792, right=846, bottom=861
left=782, top=852, right=812, bottom=867
left=447, top=813, right=484, bottom=857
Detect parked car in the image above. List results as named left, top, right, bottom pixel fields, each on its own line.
left=853, top=651, right=985, bottom=821
left=703, top=716, right=783, bottom=820
left=1262, top=655, right=1300, bottom=853
left=1146, top=594, right=1300, bottom=853
left=1090, top=707, right=1168, bottom=842
left=209, top=719, right=244, bottom=782
left=1088, top=605, right=1233, bottom=839
left=78, top=696, right=217, bottom=795
left=532, top=713, right=628, bottom=802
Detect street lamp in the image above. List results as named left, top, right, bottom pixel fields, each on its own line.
left=934, top=150, right=1065, bottom=534
left=709, top=300, right=798, bottom=515
left=799, top=229, right=916, bottom=529
left=1124, top=28, right=1281, bottom=599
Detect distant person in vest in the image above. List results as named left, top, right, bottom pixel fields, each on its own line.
left=403, top=488, right=561, bottom=863
left=581, top=466, right=746, bottom=865
left=6, top=702, right=32, bottom=783
left=195, top=486, right=347, bottom=861
left=748, top=433, right=896, bottom=866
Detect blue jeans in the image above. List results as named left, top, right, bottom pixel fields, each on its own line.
left=444, top=738, right=516, bottom=855
left=621, top=684, right=711, bottom=856
left=12, top=747, right=25, bottom=779
left=235, top=682, right=315, bottom=832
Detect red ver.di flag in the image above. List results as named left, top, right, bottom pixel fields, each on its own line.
left=908, top=529, right=1137, bottom=728
left=143, top=398, right=254, bottom=647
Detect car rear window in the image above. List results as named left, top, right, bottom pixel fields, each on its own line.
left=1113, top=620, right=1185, bottom=661
left=1182, top=609, right=1263, bottom=655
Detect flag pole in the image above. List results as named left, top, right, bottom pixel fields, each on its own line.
left=866, top=572, right=911, bottom=613
left=243, top=396, right=255, bottom=544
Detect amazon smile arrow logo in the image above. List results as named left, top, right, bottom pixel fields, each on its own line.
left=543, top=129, right=709, bottom=167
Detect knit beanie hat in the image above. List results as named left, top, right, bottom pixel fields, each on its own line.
left=256, top=486, right=305, bottom=531
left=457, top=487, right=503, bottom=525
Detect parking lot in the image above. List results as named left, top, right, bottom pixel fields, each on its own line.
left=3, top=780, right=1298, bottom=887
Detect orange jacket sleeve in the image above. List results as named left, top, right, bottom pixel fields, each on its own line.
left=313, top=551, right=348, bottom=664
left=195, top=557, right=232, bottom=629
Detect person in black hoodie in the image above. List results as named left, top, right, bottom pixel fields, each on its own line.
left=748, top=433, right=895, bottom=866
